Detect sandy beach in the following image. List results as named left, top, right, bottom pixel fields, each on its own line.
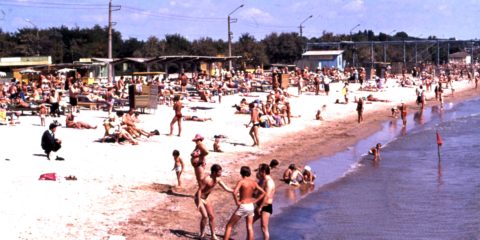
left=1, top=79, right=478, bottom=239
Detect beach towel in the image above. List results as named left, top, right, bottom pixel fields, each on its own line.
left=39, top=173, right=57, bottom=181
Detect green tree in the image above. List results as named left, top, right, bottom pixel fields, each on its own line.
left=234, top=33, right=268, bottom=69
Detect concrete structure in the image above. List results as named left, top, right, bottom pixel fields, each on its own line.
left=296, top=50, right=344, bottom=70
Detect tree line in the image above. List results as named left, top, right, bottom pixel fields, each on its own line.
left=0, top=25, right=470, bottom=69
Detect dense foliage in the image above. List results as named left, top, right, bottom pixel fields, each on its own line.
left=0, top=25, right=472, bottom=69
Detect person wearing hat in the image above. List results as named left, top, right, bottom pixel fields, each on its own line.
left=302, top=166, right=316, bottom=184
left=41, top=122, right=64, bottom=160
left=191, top=134, right=208, bottom=185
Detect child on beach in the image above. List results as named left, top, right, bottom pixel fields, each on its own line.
left=224, top=166, right=265, bottom=240
left=39, top=104, right=47, bottom=127
left=172, top=150, right=184, bottom=187
left=213, top=136, right=223, bottom=152
left=302, top=166, right=316, bottom=184
left=369, top=143, right=382, bottom=162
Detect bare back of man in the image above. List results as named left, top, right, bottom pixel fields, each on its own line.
left=225, top=166, right=265, bottom=240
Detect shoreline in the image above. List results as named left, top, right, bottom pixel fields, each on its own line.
left=109, top=83, right=480, bottom=239
left=0, top=79, right=477, bottom=239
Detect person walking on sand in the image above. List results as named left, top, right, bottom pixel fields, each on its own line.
left=191, top=134, right=208, bottom=185
left=246, top=102, right=260, bottom=146
left=224, top=166, right=265, bottom=240
left=169, top=95, right=183, bottom=136
left=172, top=150, right=184, bottom=187
left=254, top=163, right=276, bottom=240
left=195, top=164, right=233, bottom=240
left=356, top=97, right=364, bottom=123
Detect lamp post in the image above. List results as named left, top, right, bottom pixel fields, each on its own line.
left=299, top=15, right=313, bottom=37
left=384, top=30, right=396, bottom=63
left=349, top=23, right=360, bottom=41
left=25, top=18, right=39, bottom=56
left=415, top=34, right=422, bottom=64
left=227, top=4, right=244, bottom=71
left=350, top=24, right=360, bottom=66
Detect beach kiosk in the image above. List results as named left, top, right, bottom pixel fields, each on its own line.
left=296, top=50, right=344, bottom=70
left=128, top=83, right=158, bottom=113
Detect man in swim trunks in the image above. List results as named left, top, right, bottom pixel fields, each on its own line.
left=195, top=164, right=233, bottom=240
left=246, top=102, right=260, bottom=146
left=224, top=166, right=265, bottom=240
left=254, top=163, right=276, bottom=240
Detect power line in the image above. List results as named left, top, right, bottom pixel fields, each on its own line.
left=0, top=0, right=107, bottom=9
left=122, top=6, right=224, bottom=22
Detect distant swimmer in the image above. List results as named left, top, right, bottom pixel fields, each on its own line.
left=398, top=102, right=408, bottom=126
left=369, top=143, right=382, bottom=162
left=224, top=166, right=265, bottom=240
left=195, top=164, right=233, bottom=240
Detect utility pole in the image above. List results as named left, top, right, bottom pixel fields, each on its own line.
left=24, top=19, right=39, bottom=56
left=299, top=15, right=313, bottom=37
left=227, top=4, right=244, bottom=71
left=108, top=0, right=121, bottom=84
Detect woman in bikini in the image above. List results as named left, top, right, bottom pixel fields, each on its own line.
left=169, top=95, right=182, bottom=136
left=191, top=134, right=208, bottom=186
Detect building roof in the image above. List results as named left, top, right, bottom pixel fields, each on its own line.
left=449, top=52, right=469, bottom=58
left=91, top=55, right=242, bottom=65
left=302, top=50, right=344, bottom=56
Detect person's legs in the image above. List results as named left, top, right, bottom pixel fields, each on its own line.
left=253, top=126, right=260, bottom=146
left=176, top=170, right=182, bottom=187
left=245, top=215, right=254, bottom=240
left=177, top=117, right=182, bottom=136
left=198, top=202, right=209, bottom=238
left=169, top=116, right=177, bottom=135
left=205, top=203, right=218, bottom=239
left=249, top=126, right=256, bottom=146
left=224, top=213, right=242, bottom=240
left=261, top=211, right=271, bottom=240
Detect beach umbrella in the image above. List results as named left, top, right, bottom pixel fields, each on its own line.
left=57, top=68, right=76, bottom=73
left=20, top=68, right=40, bottom=74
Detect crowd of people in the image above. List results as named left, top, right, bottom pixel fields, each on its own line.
left=1, top=60, right=479, bottom=239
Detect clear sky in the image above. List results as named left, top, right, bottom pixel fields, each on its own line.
left=0, top=0, right=479, bottom=41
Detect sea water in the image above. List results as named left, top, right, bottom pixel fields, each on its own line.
left=266, top=97, right=480, bottom=240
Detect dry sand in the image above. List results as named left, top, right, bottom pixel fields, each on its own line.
left=0, top=79, right=478, bottom=239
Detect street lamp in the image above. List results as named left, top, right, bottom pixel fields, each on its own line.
left=349, top=23, right=360, bottom=41
left=350, top=24, right=360, bottom=66
left=227, top=4, right=244, bottom=70
left=25, top=18, right=39, bottom=56
left=299, top=15, right=313, bottom=37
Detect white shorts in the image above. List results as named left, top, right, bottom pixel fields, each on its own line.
left=235, top=203, right=255, bottom=218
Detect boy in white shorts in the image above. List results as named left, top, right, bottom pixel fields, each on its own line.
left=224, top=166, right=265, bottom=240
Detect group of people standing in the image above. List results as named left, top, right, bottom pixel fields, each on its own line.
left=186, top=134, right=276, bottom=239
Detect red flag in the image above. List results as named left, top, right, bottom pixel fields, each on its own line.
left=436, top=131, right=443, bottom=146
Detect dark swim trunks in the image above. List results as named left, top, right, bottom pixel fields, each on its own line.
left=261, top=204, right=273, bottom=214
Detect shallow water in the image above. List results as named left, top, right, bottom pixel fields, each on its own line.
left=266, top=98, right=480, bottom=239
